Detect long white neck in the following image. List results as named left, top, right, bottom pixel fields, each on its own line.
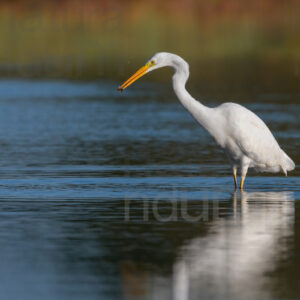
left=171, top=58, right=216, bottom=136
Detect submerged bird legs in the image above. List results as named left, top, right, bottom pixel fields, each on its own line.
left=233, top=162, right=249, bottom=190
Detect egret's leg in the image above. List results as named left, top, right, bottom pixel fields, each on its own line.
left=240, top=164, right=249, bottom=190
left=233, top=166, right=238, bottom=189
left=240, top=157, right=250, bottom=190
left=240, top=177, right=245, bottom=190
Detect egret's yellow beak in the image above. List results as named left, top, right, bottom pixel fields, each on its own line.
left=117, top=62, right=153, bottom=92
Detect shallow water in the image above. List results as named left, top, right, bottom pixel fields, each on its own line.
left=0, top=79, right=299, bottom=300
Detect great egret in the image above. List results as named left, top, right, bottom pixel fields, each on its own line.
left=117, top=52, right=295, bottom=189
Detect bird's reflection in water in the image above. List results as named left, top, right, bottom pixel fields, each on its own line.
left=121, top=191, right=295, bottom=300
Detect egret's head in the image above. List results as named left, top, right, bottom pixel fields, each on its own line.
left=117, top=52, right=171, bottom=92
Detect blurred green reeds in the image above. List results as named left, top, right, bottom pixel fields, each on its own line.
left=0, top=0, right=299, bottom=97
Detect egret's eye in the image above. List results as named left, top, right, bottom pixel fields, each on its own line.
left=147, top=60, right=155, bottom=67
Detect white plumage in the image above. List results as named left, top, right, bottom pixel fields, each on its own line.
left=214, top=102, right=295, bottom=175
left=118, top=52, right=295, bottom=189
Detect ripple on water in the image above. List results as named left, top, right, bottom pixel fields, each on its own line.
left=0, top=80, right=298, bottom=300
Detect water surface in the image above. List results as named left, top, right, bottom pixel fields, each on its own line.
left=0, top=80, right=299, bottom=300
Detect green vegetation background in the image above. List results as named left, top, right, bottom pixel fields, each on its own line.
left=0, top=0, right=299, bottom=98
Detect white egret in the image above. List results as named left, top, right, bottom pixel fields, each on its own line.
left=117, top=52, right=295, bottom=189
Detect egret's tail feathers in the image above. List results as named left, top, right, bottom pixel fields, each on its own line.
left=281, top=151, right=295, bottom=174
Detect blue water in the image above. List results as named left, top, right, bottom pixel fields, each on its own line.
left=0, top=79, right=299, bottom=300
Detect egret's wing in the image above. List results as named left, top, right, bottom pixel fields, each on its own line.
left=237, top=120, right=280, bottom=165
left=225, top=103, right=282, bottom=166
